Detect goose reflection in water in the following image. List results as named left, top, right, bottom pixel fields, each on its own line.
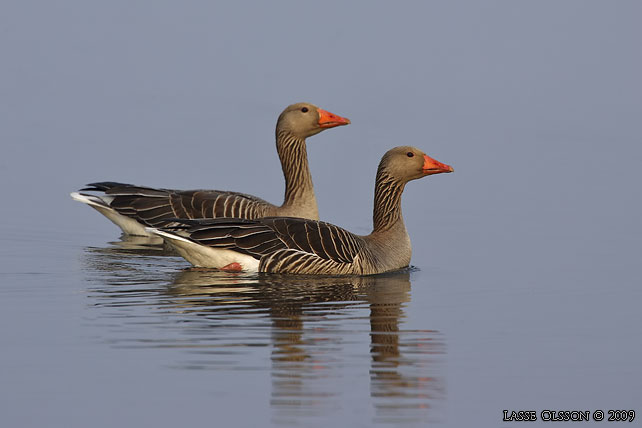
left=82, top=237, right=446, bottom=425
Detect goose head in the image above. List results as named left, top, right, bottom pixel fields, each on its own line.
left=380, top=146, right=454, bottom=183
left=277, top=102, right=351, bottom=138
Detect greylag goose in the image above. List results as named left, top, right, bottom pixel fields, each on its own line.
left=151, top=146, right=453, bottom=275
left=71, top=103, right=350, bottom=236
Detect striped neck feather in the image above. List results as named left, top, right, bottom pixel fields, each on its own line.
left=276, top=130, right=316, bottom=213
left=372, top=168, right=405, bottom=232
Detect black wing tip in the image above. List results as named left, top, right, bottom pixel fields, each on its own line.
left=80, top=181, right=134, bottom=192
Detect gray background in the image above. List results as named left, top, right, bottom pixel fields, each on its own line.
left=1, top=1, right=640, bottom=427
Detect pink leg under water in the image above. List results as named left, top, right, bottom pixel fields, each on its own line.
left=220, top=262, right=243, bottom=272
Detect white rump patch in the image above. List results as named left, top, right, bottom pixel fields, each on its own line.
left=148, top=228, right=260, bottom=272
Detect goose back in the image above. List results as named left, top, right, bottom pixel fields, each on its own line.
left=80, top=182, right=276, bottom=228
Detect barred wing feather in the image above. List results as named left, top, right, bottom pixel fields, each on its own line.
left=261, top=218, right=364, bottom=263
left=169, top=217, right=366, bottom=273
left=82, top=182, right=273, bottom=227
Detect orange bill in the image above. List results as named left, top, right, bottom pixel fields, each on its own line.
left=317, top=108, right=351, bottom=128
left=422, top=155, right=454, bottom=175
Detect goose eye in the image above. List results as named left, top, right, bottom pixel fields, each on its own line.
left=301, top=107, right=309, bottom=113
left=407, top=152, right=414, bottom=158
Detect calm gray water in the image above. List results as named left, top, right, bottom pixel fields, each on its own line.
left=2, top=1, right=641, bottom=427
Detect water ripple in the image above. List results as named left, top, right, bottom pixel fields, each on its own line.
left=80, top=236, right=446, bottom=425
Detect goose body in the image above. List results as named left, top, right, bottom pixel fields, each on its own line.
left=152, top=146, right=453, bottom=275
left=72, top=103, right=350, bottom=236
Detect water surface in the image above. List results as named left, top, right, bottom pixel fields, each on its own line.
left=1, top=2, right=641, bottom=427
left=81, top=238, right=446, bottom=426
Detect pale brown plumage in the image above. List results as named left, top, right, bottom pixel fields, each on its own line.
left=71, top=103, right=350, bottom=236
left=155, top=146, right=454, bottom=275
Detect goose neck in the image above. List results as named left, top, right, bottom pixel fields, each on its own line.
left=372, top=169, right=406, bottom=233
left=276, top=130, right=317, bottom=215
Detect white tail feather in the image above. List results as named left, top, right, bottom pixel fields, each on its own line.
left=71, top=192, right=151, bottom=236
left=70, top=192, right=108, bottom=208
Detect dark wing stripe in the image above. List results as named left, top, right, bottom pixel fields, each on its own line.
left=196, top=236, right=237, bottom=246
left=327, top=224, right=347, bottom=261
left=171, top=194, right=188, bottom=218
left=232, top=198, right=238, bottom=217
left=104, top=187, right=169, bottom=198
left=188, top=222, right=257, bottom=233
left=107, top=196, right=139, bottom=209
left=209, top=195, right=217, bottom=218
left=234, top=230, right=284, bottom=254
left=192, top=192, right=205, bottom=218
left=304, top=222, right=328, bottom=259
left=232, top=227, right=273, bottom=239
left=287, top=221, right=314, bottom=254
left=168, top=194, right=183, bottom=218
left=233, top=229, right=278, bottom=243
left=269, top=218, right=298, bottom=248
left=110, top=198, right=166, bottom=212
left=337, top=227, right=355, bottom=260
left=237, top=237, right=285, bottom=255
left=249, top=202, right=263, bottom=218
left=250, top=239, right=286, bottom=255
left=212, top=194, right=224, bottom=217
left=268, top=218, right=288, bottom=235
left=318, top=223, right=343, bottom=261
left=191, top=192, right=206, bottom=217
left=191, top=226, right=241, bottom=239
left=82, top=182, right=132, bottom=192
left=178, top=195, right=193, bottom=219
left=113, top=207, right=136, bottom=216
left=190, top=192, right=200, bottom=217
left=129, top=199, right=171, bottom=212
left=139, top=207, right=175, bottom=221
left=237, top=198, right=246, bottom=218
left=238, top=235, right=282, bottom=249
left=201, top=198, right=214, bottom=218
left=223, top=195, right=238, bottom=218
left=339, top=226, right=359, bottom=262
